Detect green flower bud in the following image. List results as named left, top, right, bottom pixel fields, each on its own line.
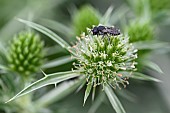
left=72, top=30, right=137, bottom=88
left=73, top=5, right=100, bottom=36
left=127, top=21, right=154, bottom=70
left=127, top=21, right=154, bottom=43
left=8, top=31, right=44, bottom=76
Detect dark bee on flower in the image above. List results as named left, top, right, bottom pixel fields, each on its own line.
left=91, top=25, right=121, bottom=36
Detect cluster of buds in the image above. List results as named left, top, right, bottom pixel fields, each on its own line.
left=8, top=31, right=44, bottom=77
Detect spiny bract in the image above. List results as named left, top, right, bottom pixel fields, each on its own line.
left=8, top=31, right=44, bottom=76
left=72, top=30, right=137, bottom=88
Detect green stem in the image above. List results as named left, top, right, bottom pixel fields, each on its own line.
left=15, top=76, right=38, bottom=113
left=15, top=94, right=37, bottom=113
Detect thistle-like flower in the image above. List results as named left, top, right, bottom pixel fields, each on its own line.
left=72, top=29, right=137, bottom=89
left=8, top=31, right=44, bottom=77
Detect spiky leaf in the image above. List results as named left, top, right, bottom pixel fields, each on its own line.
left=105, top=85, right=126, bottom=113
left=6, top=71, right=81, bottom=103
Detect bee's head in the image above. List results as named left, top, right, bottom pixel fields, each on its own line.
left=91, top=26, right=98, bottom=35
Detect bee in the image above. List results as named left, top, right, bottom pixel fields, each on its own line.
left=91, top=25, right=121, bottom=36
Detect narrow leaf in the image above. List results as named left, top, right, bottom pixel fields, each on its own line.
left=143, top=60, right=163, bottom=74
left=131, top=72, right=161, bottom=82
left=88, top=92, right=105, bottom=113
left=36, top=77, right=85, bottom=107
left=6, top=71, right=80, bottom=103
left=104, top=85, right=126, bottom=113
left=44, top=45, right=67, bottom=57
left=0, top=64, right=9, bottom=71
left=84, top=83, right=93, bottom=105
left=133, top=41, right=170, bottom=50
left=0, top=42, right=6, bottom=55
left=92, top=86, right=96, bottom=101
left=109, top=4, right=129, bottom=25
left=0, top=42, right=8, bottom=63
left=39, top=19, right=74, bottom=37
left=42, top=55, right=74, bottom=69
left=75, top=79, right=86, bottom=93
left=100, top=6, right=114, bottom=25
left=17, top=19, right=73, bottom=53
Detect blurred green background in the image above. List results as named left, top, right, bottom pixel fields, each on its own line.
left=0, top=0, right=170, bottom=113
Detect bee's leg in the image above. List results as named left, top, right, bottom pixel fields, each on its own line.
left=100, top=32, right=105, bottom=39
left=107, top=34, right=111, bottom=43
left=102, top=34, right=104, bottom=39
left=108, top=37, right=110, bottom=43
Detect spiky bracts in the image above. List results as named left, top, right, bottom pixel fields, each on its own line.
left=72, top=31, right=137, bottom=89
left=8, top=31, right=44, bottom=76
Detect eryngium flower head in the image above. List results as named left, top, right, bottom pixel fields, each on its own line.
left=72, top=30, right=137, bottom=88
left=8, top=31, right=44, bottom=76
